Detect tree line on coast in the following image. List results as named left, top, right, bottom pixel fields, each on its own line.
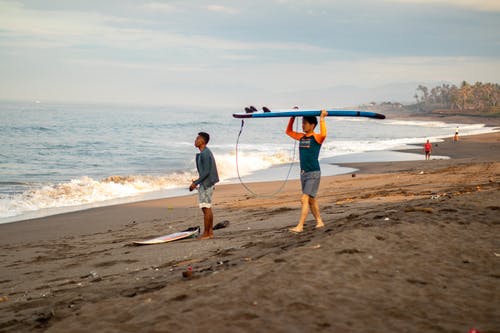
left=360, top=81, right=499, bottom=115
left=413, top=81, right=499, bottom=113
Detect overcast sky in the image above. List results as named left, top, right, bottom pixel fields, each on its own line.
left=0, top=0, right=499, bottom=107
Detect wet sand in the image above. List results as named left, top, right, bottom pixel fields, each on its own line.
left=0, top=131, right=499, bottom=333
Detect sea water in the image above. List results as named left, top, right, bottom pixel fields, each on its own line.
left=0, top=101, right=495, bottom=223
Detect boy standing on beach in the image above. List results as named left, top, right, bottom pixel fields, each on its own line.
left=424, top=139, right=432, bottom=160
left=286, top=109, right=328, bottom=233
left=189, top=132, right=219, bottom=240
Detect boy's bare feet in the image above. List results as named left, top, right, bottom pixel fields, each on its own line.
left=289, top=226, right=303, bottom=233
left=197, top=234, right=213, bottom=240
left=315, top=222, right=325, bottom=229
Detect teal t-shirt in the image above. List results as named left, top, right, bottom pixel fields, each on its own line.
left=299, top=135, right=322, bottom=172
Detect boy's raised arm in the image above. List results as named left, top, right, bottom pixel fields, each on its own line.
left=286, top=117, right=303, bottom=140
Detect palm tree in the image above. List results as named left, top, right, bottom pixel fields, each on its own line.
left=460, top=81, right=470, bottom=111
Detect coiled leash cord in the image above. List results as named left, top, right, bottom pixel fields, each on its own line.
left=235, top=119, right=298, bottom=198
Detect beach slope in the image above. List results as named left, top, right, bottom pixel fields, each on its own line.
left=0, top=132, right=499, bottom=332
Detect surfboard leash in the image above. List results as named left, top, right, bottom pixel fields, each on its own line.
left=235, top=119, right=297, bottom=198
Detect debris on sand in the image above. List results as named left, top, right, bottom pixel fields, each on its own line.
left=182, top=266, right=193, bottom=279
left=213, top=220, right=230, bottom=230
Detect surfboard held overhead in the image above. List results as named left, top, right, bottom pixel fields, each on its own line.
left=233, top=107, right=386, bottom=119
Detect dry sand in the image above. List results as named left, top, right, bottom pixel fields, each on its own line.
left=0, top=130, right=499, bottom=333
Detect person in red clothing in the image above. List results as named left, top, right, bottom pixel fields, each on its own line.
left=286, top=109, right=328, bottom=233
left=454, top=126, right=459, bottom=142
left=424, top=139, right=432, bottom=160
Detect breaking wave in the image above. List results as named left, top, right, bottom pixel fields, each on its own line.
left=0, top=151, right=295, bottom=221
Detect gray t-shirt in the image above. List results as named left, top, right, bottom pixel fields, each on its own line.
left=194, top=147, right=219, bottom=188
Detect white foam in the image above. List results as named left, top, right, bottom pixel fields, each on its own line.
left=214, top=150, right=294, bottom=181
left=385, top=119, right=452, bottom=128
left=0, top=173, right=195, bottom=221
left=0, top=150, right=297, bottom=222
left=322, top=138, right=427, bottom=157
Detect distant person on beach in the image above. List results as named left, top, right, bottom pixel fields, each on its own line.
left=454, top=126, right=459, bottom=142
left=189, top=132, right=219, bottom=240
left=424, top=139, right=432, bottom=160
left=286, top=109, right=328, bottom=233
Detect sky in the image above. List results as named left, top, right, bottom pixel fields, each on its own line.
left=0, top=0, right=499, bottom=107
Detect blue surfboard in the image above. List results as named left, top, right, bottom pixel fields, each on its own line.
left=233, top=107, right=385, bottom=119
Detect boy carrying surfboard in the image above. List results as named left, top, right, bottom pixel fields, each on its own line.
left=286, top=109, right=328, bottom=232
left=189, top=132, right=219, bottom=240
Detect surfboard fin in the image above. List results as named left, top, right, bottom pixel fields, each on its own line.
left=244, top=107, right=252, bottom=113
left=249, top=105, right=258, bottom=112
left=262, top=106, right=271, bottom=113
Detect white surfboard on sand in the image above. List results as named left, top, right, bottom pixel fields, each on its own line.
left=133, top=227, right=200, bottom=245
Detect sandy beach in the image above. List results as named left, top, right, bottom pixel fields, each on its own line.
left=1, top=128, right=499, bottom=332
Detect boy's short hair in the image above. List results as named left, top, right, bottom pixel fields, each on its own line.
left=303, top=116, right=318, bottom=128
left=198, top=132, right=210, bottom=144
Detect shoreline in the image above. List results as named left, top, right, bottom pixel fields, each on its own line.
left=2, top=116, right=499, bottom=225
left=2, top=131, right=498, bottom=234
left=0, top=124, right=499, bottom=332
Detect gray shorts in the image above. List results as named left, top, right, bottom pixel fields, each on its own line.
left=198, top=185, right=215, bottom=208
left=300, top=171, right=321, bottom=198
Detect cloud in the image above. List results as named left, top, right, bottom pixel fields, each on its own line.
left=139, top=2, right=176, bottom=12
left=385, top=0, right=500, bottom=12
left=2, top=51, right=498, bottom=107
left=67, top=58, right=208, bottom=72
left=0, top=0, right=498, bottom=106
left=0, top=0, right=326, bottom=54
left=206, top=4, right=239, bottom=15
left=0, top=1, right=129, bottom=44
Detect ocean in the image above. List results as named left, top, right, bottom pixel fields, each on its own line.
left=0, top=101, right=495, bottom=224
